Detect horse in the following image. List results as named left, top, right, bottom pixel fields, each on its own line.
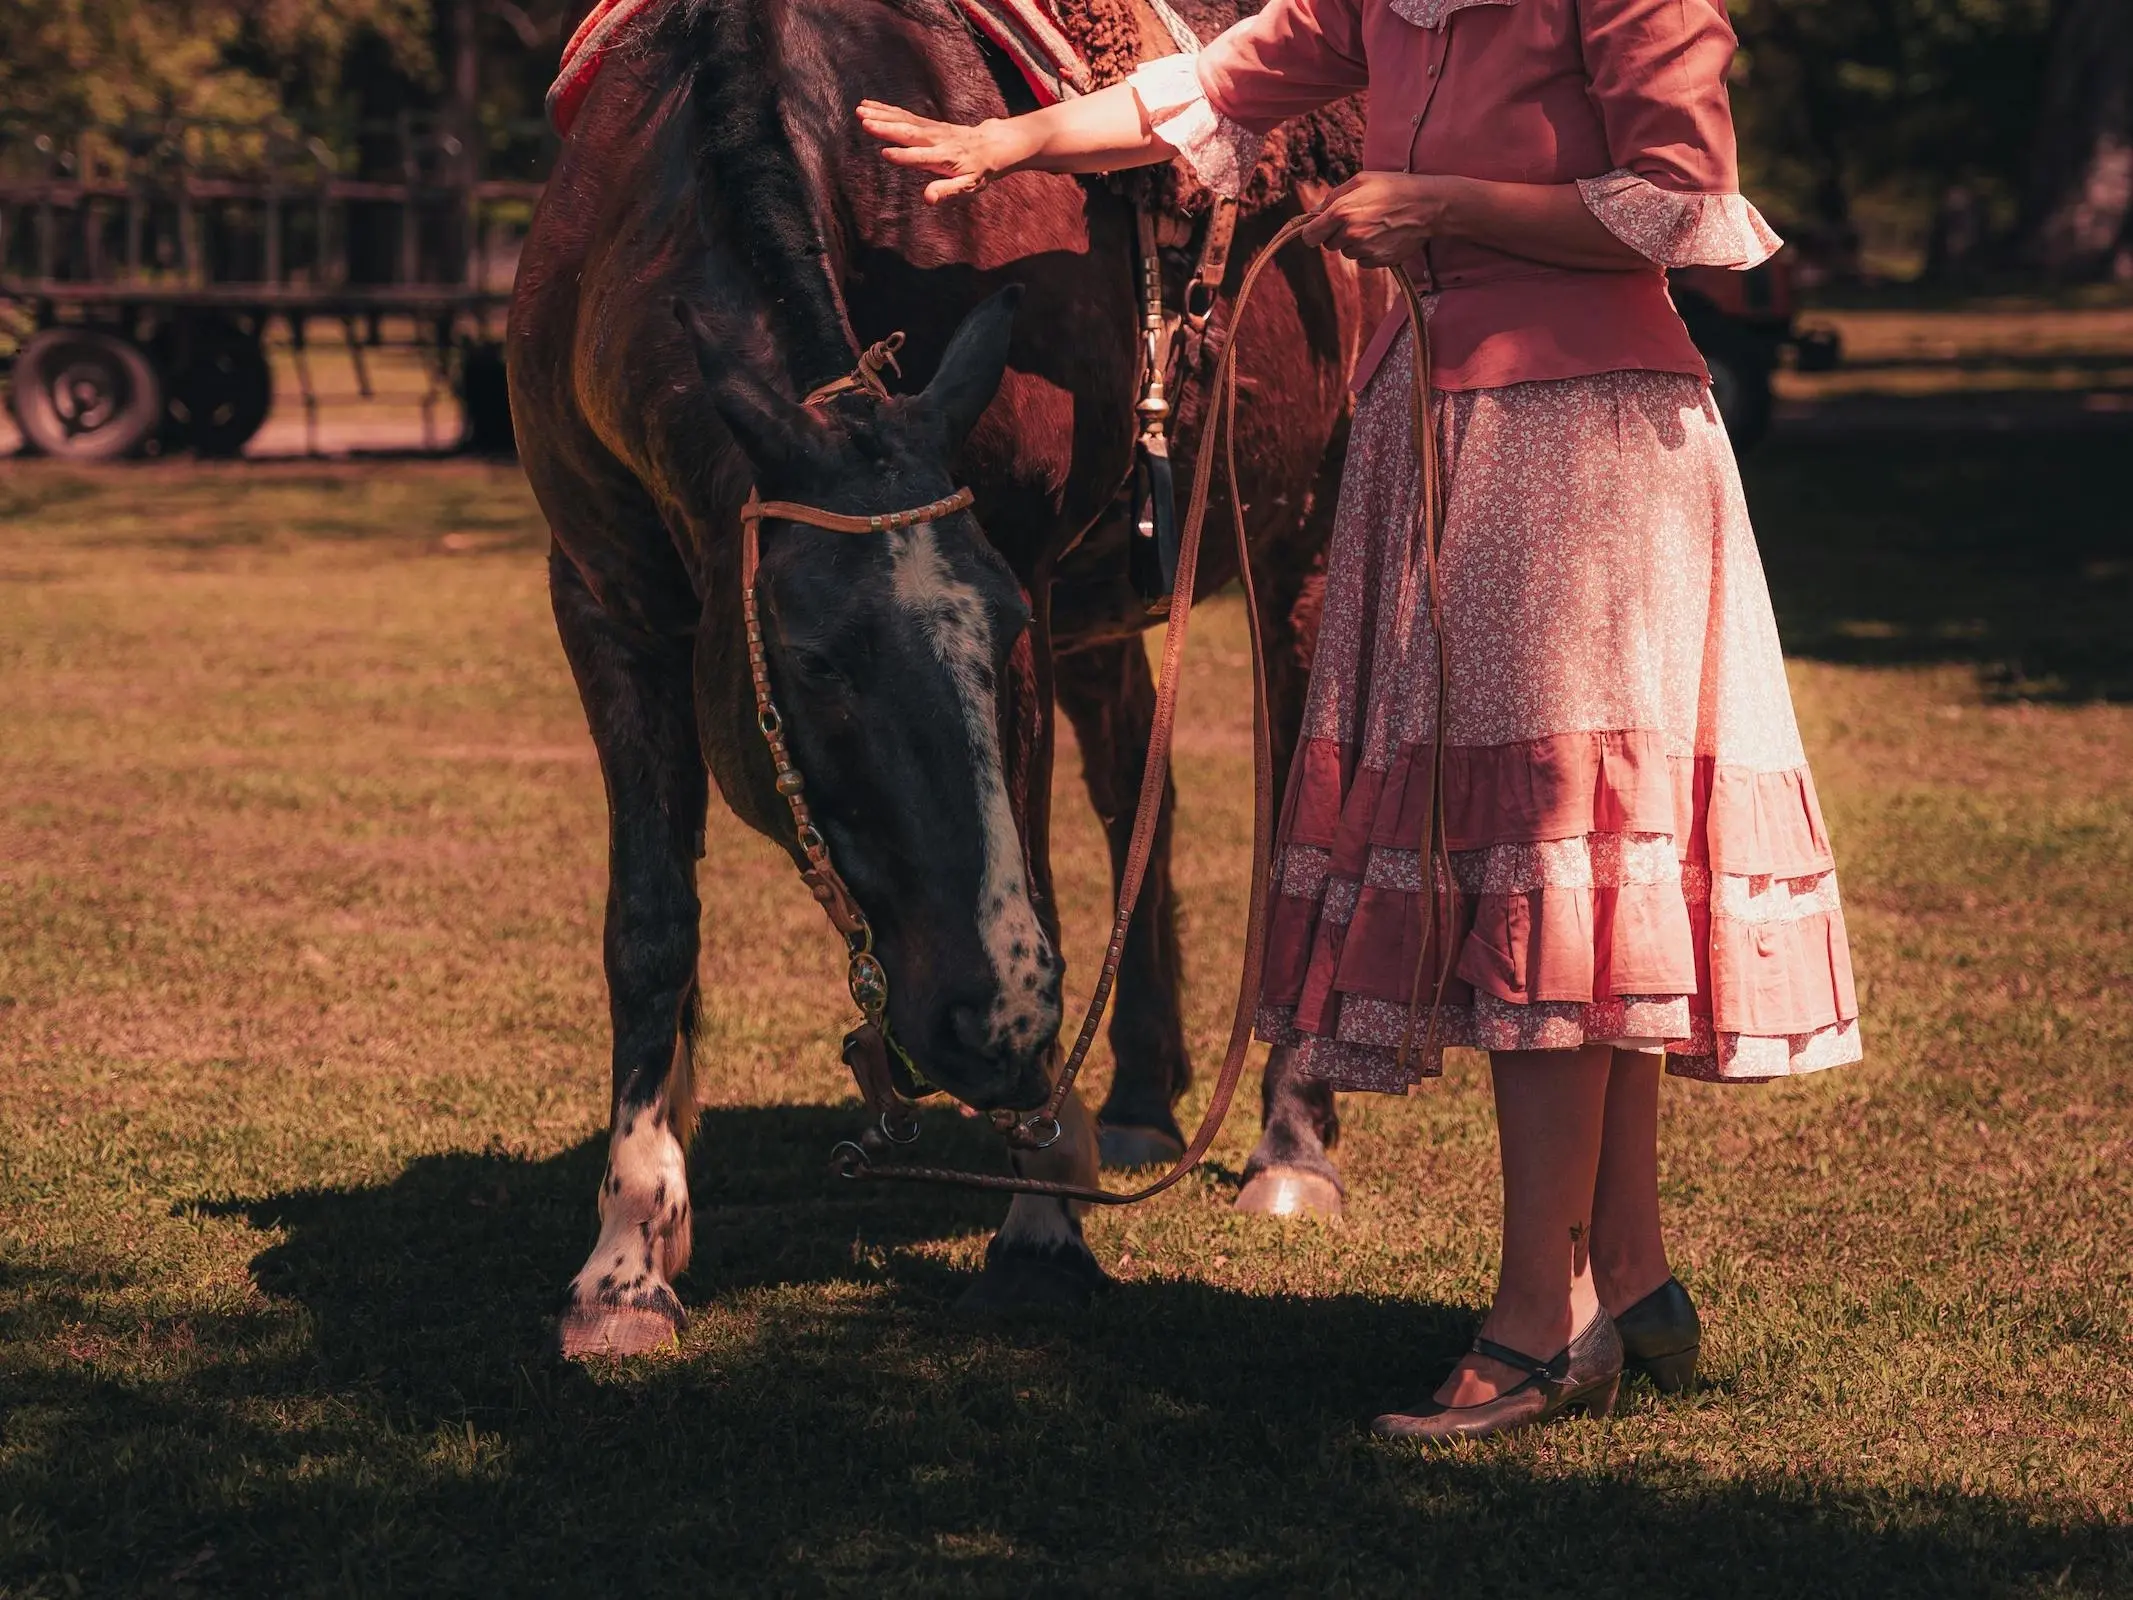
left=508, top=0, right=1377, bottom=1355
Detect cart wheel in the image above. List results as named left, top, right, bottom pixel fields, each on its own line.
left=170, top=319, right=273, bottom=458
left=8, top=327, right=165, bottom=461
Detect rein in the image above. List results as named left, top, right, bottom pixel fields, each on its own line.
left=782, top=216, right=1452, bottom=1205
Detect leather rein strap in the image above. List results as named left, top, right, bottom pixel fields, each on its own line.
left=837, top=215, right=1451, bottom=1204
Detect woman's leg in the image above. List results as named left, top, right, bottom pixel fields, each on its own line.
left=1589, top=1048, right=1673, bottom=1315
left=1436, top=1043, right=1611, bottom=1405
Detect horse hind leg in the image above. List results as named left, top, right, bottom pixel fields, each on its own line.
left=550, top=550, right=709, bottom=1356
left=1237, top=531, right=1346, bottom=1218
left=1053, top=638, right=1190, bottom=1169
left=1236, top=1045, right=1344, bottom=1216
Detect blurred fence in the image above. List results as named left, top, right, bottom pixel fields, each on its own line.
left=0, top=112, right=552, bottom=458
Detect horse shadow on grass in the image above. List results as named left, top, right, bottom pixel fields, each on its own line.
left=42, top=1101, right=2117, bottom=1595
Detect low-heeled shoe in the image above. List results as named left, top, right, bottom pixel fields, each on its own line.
left=1371, top=1310, right=1624, bottom=1443
left=1615, top=1276, right=1700, bottom=1393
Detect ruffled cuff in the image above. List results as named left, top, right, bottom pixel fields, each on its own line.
left=1125, top=52, right=1263, bottom=199
left=1577, top=169, right=1782, bottom=269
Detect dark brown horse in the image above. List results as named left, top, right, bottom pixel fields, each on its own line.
left=509, top=0, right=1376, bottom=1354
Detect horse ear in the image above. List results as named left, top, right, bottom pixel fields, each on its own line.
left=673, top=299, right=810, bottom=475
left=919, top=285, right=1022, bottom=451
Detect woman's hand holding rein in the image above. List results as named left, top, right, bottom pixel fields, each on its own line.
left=1301, top=172, right=1651, bottom=273
left=1298, top=173, right=1465, bottom=267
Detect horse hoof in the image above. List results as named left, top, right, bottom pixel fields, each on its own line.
left=1234, top=1166, right=1343, bottom=1218
left=557, top=1302, right=683, bottom=1359
left=1099, top=1124, right=1186, bottom=1169
left=956, top=1245, right=1109, bottom=1316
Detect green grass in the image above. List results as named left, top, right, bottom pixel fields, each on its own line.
left=1, top=448, right=2128, bottom=1597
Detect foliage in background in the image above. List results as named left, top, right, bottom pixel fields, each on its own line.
left=2016, top=0, right=2133, bottom=278
left=0, top=0, right=434, bottom=126
left=0, top=0, right=2125, bottom=280
left=1727, top=0, right=2063, bottom=273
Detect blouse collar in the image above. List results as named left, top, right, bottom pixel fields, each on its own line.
left=1388, top=0, right=1518, bottom=29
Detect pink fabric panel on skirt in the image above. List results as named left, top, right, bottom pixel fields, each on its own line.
left=1257, top=347, right=1863, bottom=1089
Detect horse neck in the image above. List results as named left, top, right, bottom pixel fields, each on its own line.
left=761, top=0, right=1000, bottom=314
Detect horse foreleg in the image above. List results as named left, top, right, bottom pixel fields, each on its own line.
left=551, top=553, right=709, bottom=1356
left=958, top=1083, right=1110, bottom=1312
left=1054, top=638, right=1190, bottom=1168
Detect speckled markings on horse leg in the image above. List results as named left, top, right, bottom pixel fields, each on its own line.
left=888, top=521, right=1058, bottom=1053
left=559, top=1041, right=696, bottom=1358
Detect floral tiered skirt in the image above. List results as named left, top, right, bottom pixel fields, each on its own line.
left=1257, top=342, right=1863, bottom=1091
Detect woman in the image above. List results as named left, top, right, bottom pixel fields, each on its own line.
left=859, top=0, right=1860, bottom=1442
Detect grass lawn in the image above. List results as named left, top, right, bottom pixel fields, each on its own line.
left=0, top=436, right=2128, bottom=1597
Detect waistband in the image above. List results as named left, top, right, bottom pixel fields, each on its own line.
left=1350, top=265, right=1703, bottom=395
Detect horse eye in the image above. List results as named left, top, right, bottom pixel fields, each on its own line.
left=787, top=646, right=846, bottom=684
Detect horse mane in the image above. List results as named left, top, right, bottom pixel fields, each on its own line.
left=666, top=0, right=856, bottom=392
left=652, top=0, right=1359, bottom=389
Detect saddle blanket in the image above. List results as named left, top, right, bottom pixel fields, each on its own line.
left=547, top=0, right=1196, bottom=136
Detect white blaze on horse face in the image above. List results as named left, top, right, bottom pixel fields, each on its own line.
left=888, top=522, right=1056, bottom=1053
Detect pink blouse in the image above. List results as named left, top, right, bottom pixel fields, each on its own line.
left=1129, top=0, right=1780, bottom=392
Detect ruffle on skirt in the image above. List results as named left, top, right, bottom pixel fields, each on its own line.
left=1255, top=731, right=1861, bottom=1091
left=1254, top=357, right=1863, bottom=1092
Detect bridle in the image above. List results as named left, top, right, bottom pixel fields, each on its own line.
left=746, top=220, right=1451, bottom=1204
left=736, top=331, right=973, bottom=1142
left=739, top=480, right=973, bottom=1132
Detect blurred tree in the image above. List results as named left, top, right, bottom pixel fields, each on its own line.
left=2017, top=0, right=2133, bottom=277
left=7, top=0, right=2118, bottom=284
left=0, top=0, right=435, bottom=126
left=1728, top=0, right=2060, bottom=276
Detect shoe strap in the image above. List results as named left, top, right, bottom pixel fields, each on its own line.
left=1471, top=1334, right=1569, bottom=1382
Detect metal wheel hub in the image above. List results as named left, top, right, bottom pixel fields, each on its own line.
left=52, top=353, right=127, bottom=434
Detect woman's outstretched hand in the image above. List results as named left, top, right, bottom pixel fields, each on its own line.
left=857, top=100, right=1007, bottom=204
left=860, top=83, right=1175, bottom=196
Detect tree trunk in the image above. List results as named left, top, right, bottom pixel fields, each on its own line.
left=2019, top=0, right=2133, bottom=278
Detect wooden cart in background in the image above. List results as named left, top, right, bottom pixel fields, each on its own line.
left=0, top=109, right=548, bottom=460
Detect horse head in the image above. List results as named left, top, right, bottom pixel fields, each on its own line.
left=679, top=287, right=1062, bottom=1113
